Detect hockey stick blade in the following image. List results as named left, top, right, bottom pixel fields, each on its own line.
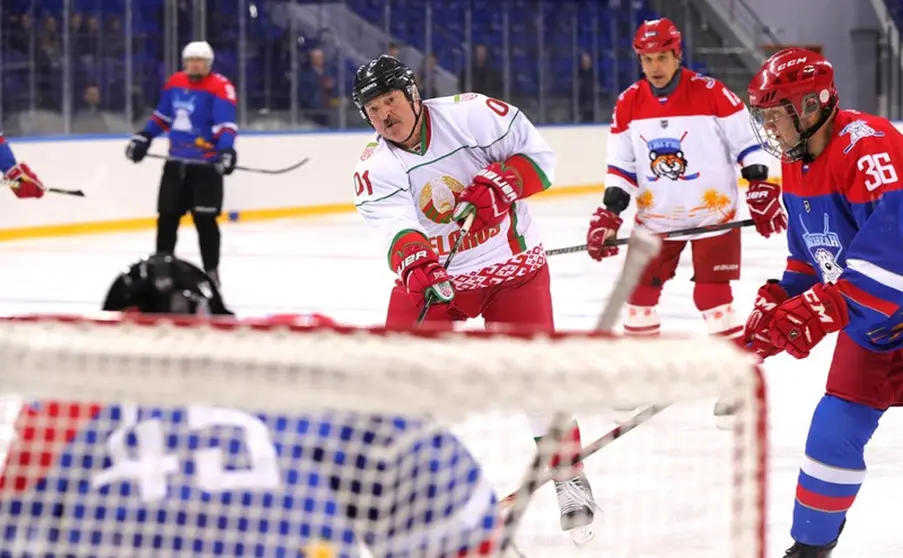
left=500, top=404, right=671, bottom=506
left=146, top=153, right=310, bottom=175
left=0, top=179, right=86, bottom=197
left=546, top=218, right=755, bottom=257
left=416, top=211, right=476, bottom=326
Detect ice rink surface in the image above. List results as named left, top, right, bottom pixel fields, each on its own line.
left=1, top=193, right=902, bottom=556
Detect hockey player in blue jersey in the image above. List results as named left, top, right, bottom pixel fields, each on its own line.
left=125, top=41, right=239, bottom=287
left=0, top=254, right=503, bottom=557
left=0, top=133, right=46, bottom=200
left=744, top=48, right=903, bottom=557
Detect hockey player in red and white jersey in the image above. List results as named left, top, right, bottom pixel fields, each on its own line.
left=351, top=55, right=597, bottom=545
left=585, top=18, right=783, bottom=415
left=0, top=133, right=46, bottom=199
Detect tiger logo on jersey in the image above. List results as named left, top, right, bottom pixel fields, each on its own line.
left=642, top=132, right=701, bottom=182
left=419, top=175, right=466, bottom=223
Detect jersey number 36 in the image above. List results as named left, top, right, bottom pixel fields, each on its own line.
left=857, top=152, right=898, bottom=192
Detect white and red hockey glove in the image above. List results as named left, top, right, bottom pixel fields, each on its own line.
left=586, top=207, right=624, bottom=260
left=745, top=180, right=786, bottom=238
left=768, top=283, right=849, bottom=359
left=394, top=241, right=455, bottom=306
left=742, top=280, right=788, bottom=359
left=452, top=162, right=522, bottom=233
left=4, top=163, right=46, bottom=199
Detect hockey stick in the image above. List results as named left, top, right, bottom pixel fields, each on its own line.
left=415, top=211, right=476, bottom=326
left=496, top=229, right=663, bottom=552
left=0, top=178, right=86, bottom=197
left=546, top=218, right=755, bottom=257
left=145, top=153, right=310, bottom=175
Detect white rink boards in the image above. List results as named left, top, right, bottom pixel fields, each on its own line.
left=0, top=195, right=902, bottom=556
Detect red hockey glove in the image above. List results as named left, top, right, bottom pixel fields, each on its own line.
left=586, top=207, right=624, bottom=261
left=5, top=163, right=45, bottom=199
left=742, top=279, right=788, bottom=359
left=745, top=180, right=787, bottom=238
left=768, top=283, right=849, bottom=359
left=452, top=162, right=521, bottom=233
left=395, top=243, right=455, bottom=306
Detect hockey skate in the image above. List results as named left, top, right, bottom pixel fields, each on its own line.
left=783, top=520, right=844, bottom=557
left=554, top=472, right=598, bottom=546
left=783, top=537, right=838, bottom=557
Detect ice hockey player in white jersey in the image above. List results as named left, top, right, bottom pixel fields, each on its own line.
left=584, top=18, right=783, bottom=416
left=0, top=254, right=505, bottom=557
left=351, top=55, right=597, bottom=544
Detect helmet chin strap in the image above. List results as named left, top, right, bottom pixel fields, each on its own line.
left=790, top=104, right=837, bottom=162
left=400, top=101, right=423, bottom=144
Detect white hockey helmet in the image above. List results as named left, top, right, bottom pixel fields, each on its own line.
left=182, top=41, right=215, bottom=64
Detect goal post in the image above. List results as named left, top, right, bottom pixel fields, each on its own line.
left=0, top=314, right=767, bottom=557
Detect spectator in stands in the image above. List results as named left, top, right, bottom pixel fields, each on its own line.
left=37, top=15, right=63, bottom=110
left=6, top=12, right=33, bottom=56
left=418, top=54, right=442, bottom=99
left=104, top=16, right=125, bottom=58
left=460, top=44, right=501, bottom=98
left=298, top=47, right=334, bottom=126
left=577, top=52, right=596, bottom=123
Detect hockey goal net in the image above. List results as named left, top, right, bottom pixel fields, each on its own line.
left=0, top=314, right=766, bottom=558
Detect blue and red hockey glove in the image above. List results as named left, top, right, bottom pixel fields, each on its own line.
left=768, top=283, right=849, bottom=359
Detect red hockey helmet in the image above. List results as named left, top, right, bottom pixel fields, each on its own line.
left=747, top=47, right=838, bottom=162
left=633, top=18, right=682, bottom=57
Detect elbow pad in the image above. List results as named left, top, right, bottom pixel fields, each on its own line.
left=602, top=186, right=631, bottom=215
left=741, top=164, right=769, bottom=182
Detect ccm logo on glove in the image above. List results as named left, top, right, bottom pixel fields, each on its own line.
left=803, top=289, right=835, bottom=324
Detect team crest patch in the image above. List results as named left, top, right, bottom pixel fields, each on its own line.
left=800, top=213, right=844, bottom=283
left=419, top=176, right=466, bottom=223
left=840, top=119, right=884, bottom=155
left=360, top=141, right=378, bottom=161
left=642, top=131, right=700, bottom=182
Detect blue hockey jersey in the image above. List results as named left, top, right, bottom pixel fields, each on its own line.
left=0, top=401, right=498, bottom=557
left=142, top=71, right=238, bottom=161
left=0, top=134, right=16, bottom=174
left=779, top=109, right=903, bottom=351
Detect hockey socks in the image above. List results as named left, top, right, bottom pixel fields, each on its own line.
left=527, top=415, right=584, bottom=480
left=792, top=395, right=882, bottom=546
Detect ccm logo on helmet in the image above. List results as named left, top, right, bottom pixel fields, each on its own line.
left=776, top=57, right=808, bottom=72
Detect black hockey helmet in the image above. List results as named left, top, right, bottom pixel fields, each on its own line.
left=102, top=253, right=234, bottom=316
left=352, top=55, right=418, bottom=124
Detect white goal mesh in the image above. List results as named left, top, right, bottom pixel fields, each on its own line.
left=0, top=315, right=766, bottom=558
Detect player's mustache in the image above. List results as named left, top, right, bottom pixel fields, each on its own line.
left=383, top=116, right=399, bottom=128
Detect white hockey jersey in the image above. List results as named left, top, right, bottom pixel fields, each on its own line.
left=353, top=93, right=555, bottom=290
left=606, top=68, right=773, bottom=235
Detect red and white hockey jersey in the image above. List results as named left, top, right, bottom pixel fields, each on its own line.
left=353, top=93, right=555, bottom=291
left=606, top=68, right=773, bottom=235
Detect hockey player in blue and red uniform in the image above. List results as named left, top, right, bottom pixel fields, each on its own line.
left=0, top=134, right=46, bottom=200
left=125, top=41, right=238, bottom=287
left=0, top=254, right=506, bottom=557
left=744, top=47, right=903, bottom=556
